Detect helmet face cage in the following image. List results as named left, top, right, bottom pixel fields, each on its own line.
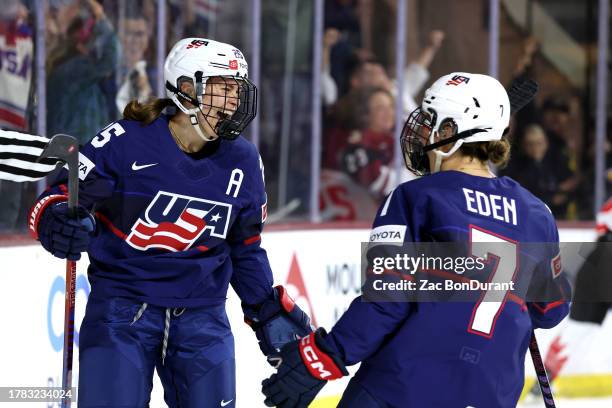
left=198, top=75, right=258, bottom=140
left=400, top=108, right=434, bottom=175
left=401, top=107, right=463, bottom=175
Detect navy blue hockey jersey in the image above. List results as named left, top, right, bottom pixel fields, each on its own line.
left=328, top=171, right=571, bottom=408
left=32, top=116, right=273, bottom=307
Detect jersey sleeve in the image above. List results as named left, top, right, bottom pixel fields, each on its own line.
left=28, top=121, right=124, bottom=237
left=527, top=212, right=571, bottom=329
left=328, top=186, right=416, bottom=365
left=228, top=152, right=274, bottom=305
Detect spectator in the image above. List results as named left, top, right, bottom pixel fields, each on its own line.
left=168, top=0, right=219, bottom=44
left=540, top=96, right=572, bottom=162
left=539, top=95, right=580, bottom=217
left=0, top=0, right=32, bottom=231
left=340, top=87, right=395, bottom=199
left=576, top=121, right=612, bottom=218
left=322, top=27, right=341, bottom=108
left=509, top=37, right=540, bottom=151
left=506, top=37, right=581, bottom=219
left=335, top=87, right=414, bottom=208
left=115, top=8, right=154, bottom=114
left=46, top=0, right=119, bottom=145
left=324, top=0, right=372, bottom=95
left=320, top=87, right=396, bottom=221
left=0, top=0, right=31, bottom=131
left=502, top=124, right=574, bottom=217
left=329, top=29, right=445, bottom=130
left=45, top=0, right=81, bottom=54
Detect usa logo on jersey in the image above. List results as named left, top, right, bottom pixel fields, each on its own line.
left=126, top=191, right=232, bottom=252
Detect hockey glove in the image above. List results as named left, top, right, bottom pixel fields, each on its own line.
left=262, top=328, right=348, bottom=408
left=243, top=285, right=313, bottom=358
left=37, top=201, right=95, bottom=261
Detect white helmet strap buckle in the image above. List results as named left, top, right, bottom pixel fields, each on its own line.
left=429, top=128, right=486, bottom=173
left=166, top=73, right=219, bottom=142
left=189, top=112, right=216, bottom=142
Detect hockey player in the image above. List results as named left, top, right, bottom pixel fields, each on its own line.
left=526, top=198, right=612, bottom=398
left=28, top=38, right=312, bottom=407
left=262, top=73, right=571, bottom=407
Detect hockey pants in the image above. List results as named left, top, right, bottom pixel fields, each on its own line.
left=337, top=379, right=391, bottom=408
left=78, top=296, right=236, bottom=407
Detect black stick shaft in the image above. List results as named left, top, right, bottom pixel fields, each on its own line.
left=39, top=134, right=79, bottom=408
left=62, top=143, right=78, bottom=408
left=529, top=331, right=557, bottom=408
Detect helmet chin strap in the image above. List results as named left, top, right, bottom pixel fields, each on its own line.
left=432, top=150, right=444, bottom=173
left=187, top=109, right=218, bottom=142
left=189, top=71, right=218, bottom=142
left=429, top=132, right=464, bottom=173
left=167, top=74, right=219, bottom=143
left=424, top=128, right=486, bottom=173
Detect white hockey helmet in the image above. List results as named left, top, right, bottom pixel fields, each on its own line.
left=401, top=72, right=510, bottom=175
left=164, top=38, right=257, bottom=141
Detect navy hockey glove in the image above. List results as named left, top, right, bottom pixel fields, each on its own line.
left=262, top=328, right=347, bottom=408
left=243, top=285, right=313, bottom=358
left=37, top=201, right=95, bottom=261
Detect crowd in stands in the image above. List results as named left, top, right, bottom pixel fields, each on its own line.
left=501, top=37, right=610, bottom=220
left=319, top=6, right=610, bottom=222
left=0, top=0, right=609, bottom=232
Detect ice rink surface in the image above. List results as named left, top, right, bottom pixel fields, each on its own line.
left=518, top=397, right=612, bottom=408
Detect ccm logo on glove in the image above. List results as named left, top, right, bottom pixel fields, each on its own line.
left=299, top=333, right=344, bottom=380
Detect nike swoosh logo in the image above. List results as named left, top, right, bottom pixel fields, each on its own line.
left=220, top=400, right=233, bottom=407
left=132, top=161, right=158, bottom=171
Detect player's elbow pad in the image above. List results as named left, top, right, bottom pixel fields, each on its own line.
left=529, top=301, right=570, bottom=329
left=243, top=285, right=314, bottom=356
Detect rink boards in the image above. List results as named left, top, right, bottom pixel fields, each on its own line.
left=0, top=225, right=610, bottom=407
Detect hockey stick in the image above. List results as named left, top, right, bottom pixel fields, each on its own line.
left=266, top=198, right=301, bottom=224
left=505, top=79, right=558, bottom=407
left=507, top=77, right=539, bottom=115
left=40, top=134, right=80, bottom=408
left=529, top=331, right=557, bottom=407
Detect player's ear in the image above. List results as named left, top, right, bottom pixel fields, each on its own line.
left=179, top=81, right=196, bottom=98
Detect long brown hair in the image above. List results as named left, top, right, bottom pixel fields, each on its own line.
left=123, top=98, right=175, bottom=125
left=459, top=138, right=511, bottom=168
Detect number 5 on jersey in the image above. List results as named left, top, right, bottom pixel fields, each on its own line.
left=92, top=122, right=126, bottom=148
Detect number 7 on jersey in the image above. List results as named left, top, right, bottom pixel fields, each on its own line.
left=468, top=225, right=519, bottom=338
